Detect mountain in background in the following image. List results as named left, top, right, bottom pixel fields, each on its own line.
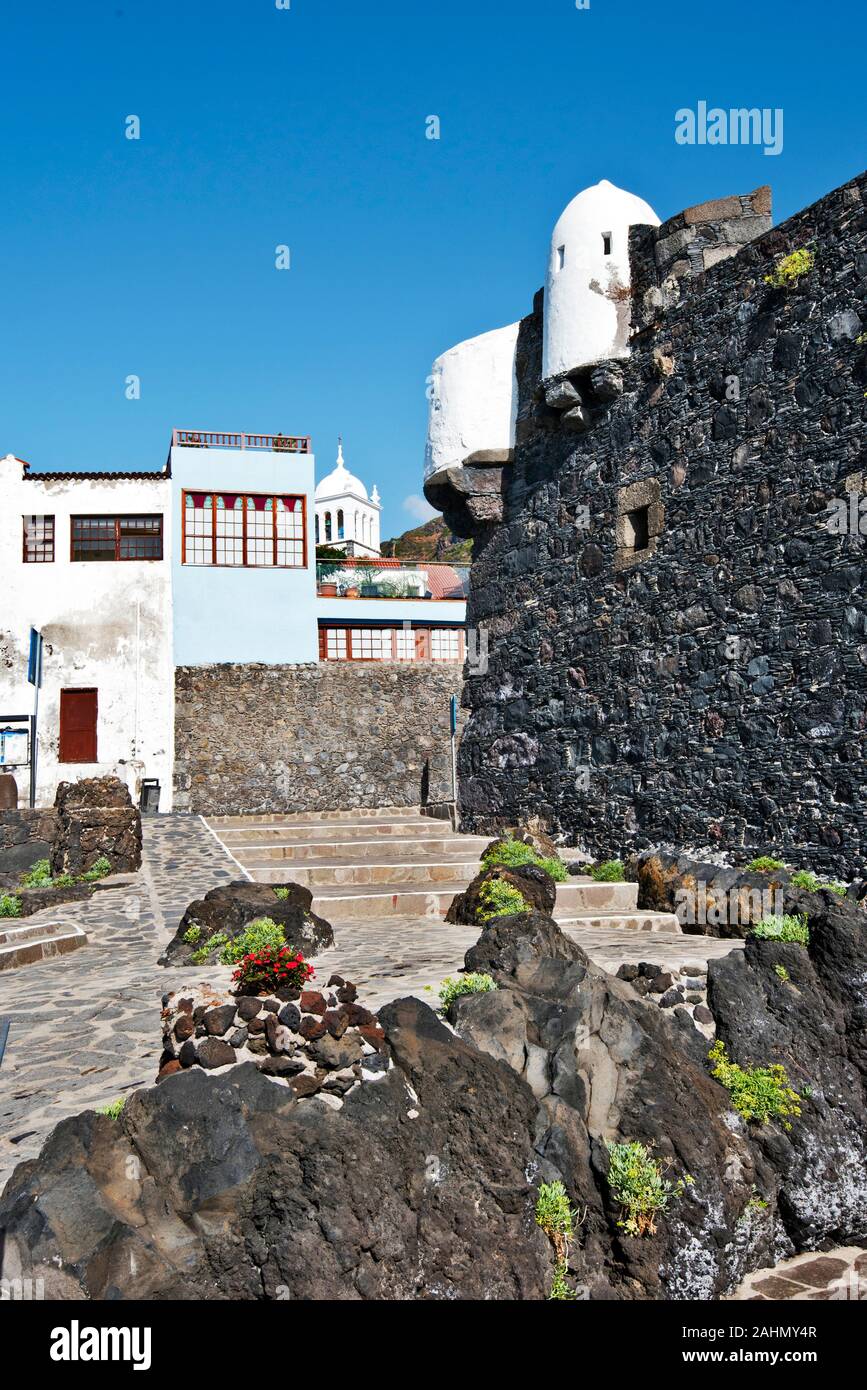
left=381, top=516, right=472, bottom=563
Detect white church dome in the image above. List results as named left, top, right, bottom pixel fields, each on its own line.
left=543, top=179, right=660, bottom=380
left=314, top=440, right=369, bottom=502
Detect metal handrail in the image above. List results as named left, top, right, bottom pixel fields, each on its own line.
left=172, top=429, right=311, bottom=453
left=316, top=560, right=469, bottom=600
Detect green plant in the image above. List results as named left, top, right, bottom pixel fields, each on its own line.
left=183, top=925, right=202, bottom=945
left=438, top=972, right=498, bottom=1011
left=590, top=859, right=625, bottom=883
left=232, top=946, right=313, bottom=995
left=219, top=917, right=287, bottom=966
left=790, top=869, right=820, bottom=892
left=483, top=838, right=536, bottom=869
left=751, top=913, right=809, bottom=945
left=97, top=1097, right=125, bottom=1120
left=764, top=247, right=815, bottom=289
left=605, top=1141, right=691, bottom=1237
left=828, top=881, right=847, bottom=897
left=52, top=873, right=75, bottom=888
left=537, top=855, right=569, bottom=882
left=708, top=1040, right=801, bottom=1129
left=774, top=964, right=790, bottom=983
left=273, top=886, right=290, bottom=901
left=741, top=1187, right=769, bottom=1219
left=0, top=894, right=22, bottom=919
left=481, top=837, right=568, bottom=882
left=189, top=931, right=229, bottom=964
left=476, top=878, right=528, bottom=922
left=20, top=858, right=53, bottom=888
left=535, top=1181, right=578, bottom=1300
left=80, top=855, right=112, bottom=882
left=747, top=856, right=785, bottom=872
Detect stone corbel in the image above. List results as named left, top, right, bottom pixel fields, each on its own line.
left=423, top=450, right=514, bottom=538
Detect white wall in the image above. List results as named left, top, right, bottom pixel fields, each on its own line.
left=0, top=456, right=174, bottom=809
left=543, top=180, right=660, bottom=379
left=424, top=322, right=519, bottom=478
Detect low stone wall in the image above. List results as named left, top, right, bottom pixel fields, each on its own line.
left=158, top=975, right=387, bottom=1105
left=174, top=663, right=465, bottom=815
left=51, top=776, right=142, bottom=876
left=9, top=883, right=93, bottom=916
left=0, top=810, right=58, bottom=879
left=0, top=776, right=141, bottom=886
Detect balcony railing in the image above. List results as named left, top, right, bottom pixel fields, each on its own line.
left=172, top=429, right=311, bottom=453
left=316, top=559, right=469, bottom=601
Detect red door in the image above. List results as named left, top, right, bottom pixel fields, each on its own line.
left=59, top=689, right=98, bottom=763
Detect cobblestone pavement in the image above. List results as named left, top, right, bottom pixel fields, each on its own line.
left=730, top=1246, right=867, bottom=1300
left=0, top=816, right=238, bottom=1187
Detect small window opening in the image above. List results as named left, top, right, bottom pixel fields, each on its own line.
left=625, top=505, right=649, bottom=551
left=602, top=232, right=612, bottom=256
left=557, top=244, right=566, bottom=271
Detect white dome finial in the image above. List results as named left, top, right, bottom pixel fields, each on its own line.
left=336, top=436, right=345, bottom=468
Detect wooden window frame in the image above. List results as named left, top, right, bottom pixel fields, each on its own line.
left=181, top=491, right=308, bottom=569
left=70, top=515, right=163, bottom=562
left=318, top=623, right=466, bottom=663
left=23, top=514, right=55, bottom=563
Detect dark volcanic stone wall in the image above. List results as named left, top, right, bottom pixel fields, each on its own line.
left=174, top=663, right=464, bottom=815
left=0, top=809, right=58, bottom=878
left=458, top=172, right=867, bottom=877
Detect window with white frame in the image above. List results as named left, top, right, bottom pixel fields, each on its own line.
left=325, top=628, right=347, bottom=659
left=430, top=628, right=462, bottom=661
left=23, top=515, right=55, bottom=563
left=319, top=624, right=464, bottom=662
left=183, top=492, right=305, bottom=567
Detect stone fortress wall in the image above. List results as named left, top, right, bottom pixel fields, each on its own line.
left=428, top=172, right=867, bottom=877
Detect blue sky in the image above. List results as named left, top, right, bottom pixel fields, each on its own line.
left=1, top=0, right=863, bottom=539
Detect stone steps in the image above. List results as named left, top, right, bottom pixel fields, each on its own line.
left=306, top=879, right=642, bottom=923
left=0, top=921, right=88, bottom=972
left=213, top=820, right=466, bottom=845
left=235, top=836, right=492, bottom=863
left=560, top=911, right=681, bottom=935
left=249, top=858, right=483, bottom=887
left=205, top=809, right=680, bottom=934
left=208, top=806, right=427, bottom=828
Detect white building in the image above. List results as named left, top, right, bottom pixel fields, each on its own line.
left=0, top=429, right=468, bottom=809
left=424, top=179, right=661, bottom=480
left=0, top=453, right=174, bottom=808
left=314, top=440, right=382, bottom=556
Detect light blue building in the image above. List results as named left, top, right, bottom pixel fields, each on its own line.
left=170, top=428, right=319, bottom=665
left=170, top=428, right=467, bottom=667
